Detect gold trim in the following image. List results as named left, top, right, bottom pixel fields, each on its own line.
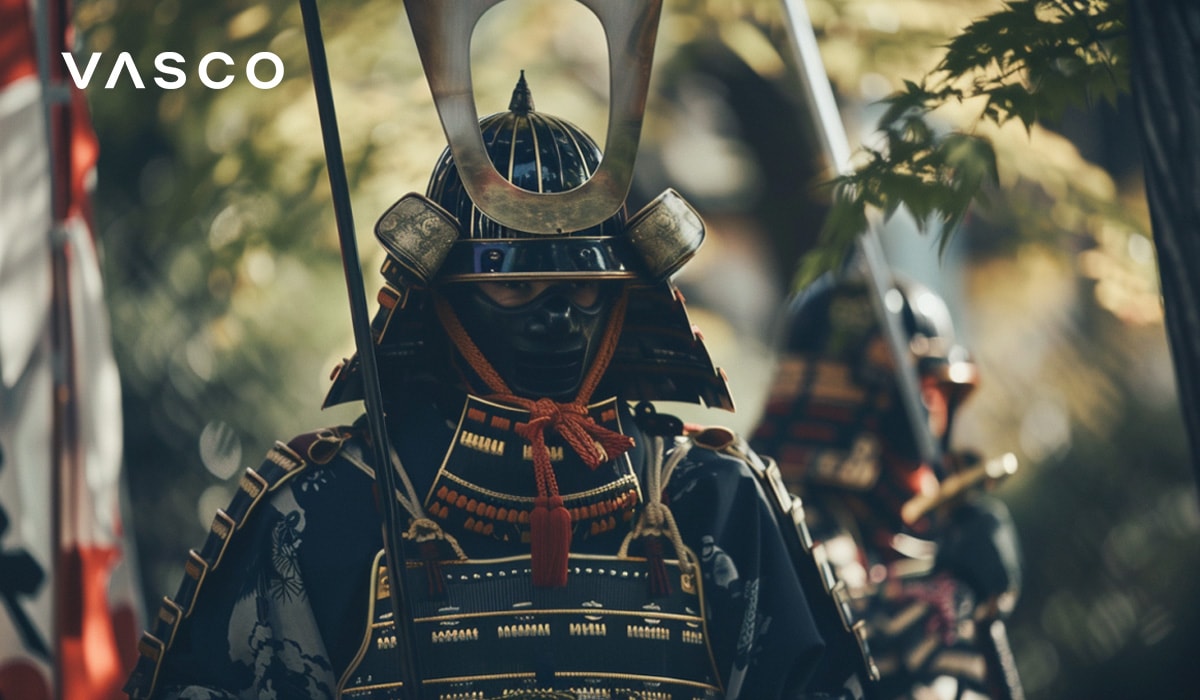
left=507, top=115, right=519, bottom=184
left=414, top=670, right=721, bottom=691
left=626, top=624, right=670, bottom=641
left=459, top=429, right=506, bottom=456
left=342, top=680, right=405, bottom=695
left=432, top=627, right=480, bottom=643
left=424, top=396, right=642, bottom=509
left=180, top=550, right=209, bottom=617
left=523, top=444, right=564, bottom=462
left=403, top=0, right=661, bottom=235
left=350, top=669, right=725, bottom=693
left=685, top=545, right=726, bottom=696
left=425, top=671, right=535, bottom=684
left=266, top=441, right=305, bottom=481
left=376, top=632, right=398, bottom=650
left=337, top=550, right=386, bottom=697
left=561, top=114, right=592, bottom=181
left=435, top=469, right=638, bottom=505
left=811, top=542, right=836, bottom=592
left=207, top=509, right=236, bottom=568
left=569, top=622, right=607, bottom=637
left=497, top=622, right=551, bottom=638
left=530, top=113, right=543, bottom=194
left=136, top=632, right=166, bottom=698
left=423, top=398, right=474, bottom=508
left=610, top=401, right=644, bottom=506
left=157, top=597, right=184, bottom=649
left=831, top=579, right=855, bottom=631
left=235, top=468, right=269, bottom=528
left=419, top=551, right=663, bottom=566
left=553, top=671, right=720, bottom=692
left=137, top=631, right=164, bottom=662
left=853, top=619, right=882, bottom=681
left=372, top=606, right=704, bottom=626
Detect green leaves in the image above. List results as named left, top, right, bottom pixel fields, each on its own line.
left=801, top=0, right=1128, bottom=284
left=948, top=0, right=1129, bottom=126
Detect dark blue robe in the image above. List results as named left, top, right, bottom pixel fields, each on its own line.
left=128, top=395, right=826, bottom=699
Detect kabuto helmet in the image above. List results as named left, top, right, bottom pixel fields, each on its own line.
left=324, top=76, right=734, bottom=409
left=751, top=271, right=978, bottom=493
left=376, top=74, right=704, bottom=285
left=422, top=75, right=631, bottom=281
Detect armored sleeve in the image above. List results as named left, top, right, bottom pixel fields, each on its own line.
left=663, top=434, right=826, bottom=700
left=124, top=430, right=376, bottom=699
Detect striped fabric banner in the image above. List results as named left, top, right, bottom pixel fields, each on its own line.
left=0, top=0, right=138, bottom=697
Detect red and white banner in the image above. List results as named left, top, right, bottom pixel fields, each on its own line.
left=0, top=0, right=138, bottom=697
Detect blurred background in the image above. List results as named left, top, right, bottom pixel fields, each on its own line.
left=72, top=0, right=1198, bottom=696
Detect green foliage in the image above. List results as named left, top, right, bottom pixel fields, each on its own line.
left=801, top=0, right=1129, bottom=285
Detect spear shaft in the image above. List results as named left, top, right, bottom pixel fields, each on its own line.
left=297, top=2, right=422, bottom=697
left=779, top=0, right=941, bottom=468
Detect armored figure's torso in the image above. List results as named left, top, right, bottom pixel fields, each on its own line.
left=340, top=396, right=723, bottom=700
left=127, top=395, right=827, bottom=700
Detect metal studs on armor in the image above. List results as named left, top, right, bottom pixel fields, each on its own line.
left=626, top=624, right=670, bottom=641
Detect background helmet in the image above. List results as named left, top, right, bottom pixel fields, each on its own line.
left=751, top=271, right=978, bottom=492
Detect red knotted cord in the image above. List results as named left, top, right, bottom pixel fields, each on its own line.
left=434, top=289, right=634, bottom=587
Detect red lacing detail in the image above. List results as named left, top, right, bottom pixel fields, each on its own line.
left=434, top=290, right=635, bottom=587
left=906, top=572, right=960, bottom=646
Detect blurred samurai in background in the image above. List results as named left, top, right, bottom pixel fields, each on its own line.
left=752, top=271, right=1025, bottom=700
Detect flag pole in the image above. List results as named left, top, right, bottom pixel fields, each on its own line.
left=296, top=1, right=423, bottom=697
left=33, top=0, right=81, bottom=697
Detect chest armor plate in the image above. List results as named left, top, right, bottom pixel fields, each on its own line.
left=423, top=396, right=643, bottom=547
left=339, top=550, right=724, bottom=700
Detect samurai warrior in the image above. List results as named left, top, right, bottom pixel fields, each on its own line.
left=751, top=272, right=1025, bottom=699
left=123, top=77, right=866, bottom=700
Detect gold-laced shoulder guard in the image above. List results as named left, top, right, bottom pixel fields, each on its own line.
left=123, top=427, right=354, bottom=699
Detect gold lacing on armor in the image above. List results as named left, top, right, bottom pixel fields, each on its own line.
left=404, top=517, right=469, bottom=561
left=341, top=441, right=464, bottom=558
left=619, top=434, right=696, bottom=595
left=342, top=438, right=469, bottom=595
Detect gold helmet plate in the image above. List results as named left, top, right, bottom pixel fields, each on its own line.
left=404, top=0, right=663, bottom=235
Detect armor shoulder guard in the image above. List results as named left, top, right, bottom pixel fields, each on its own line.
left=123, top=427, right=355, bottom=699
left=687, top=425, right=881, bottom=698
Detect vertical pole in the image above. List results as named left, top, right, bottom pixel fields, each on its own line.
left=296, top=1, right=423, bottom=697
left=34, top=1, right=79, bottom=697
left=779, top=0, right=940, bottom=468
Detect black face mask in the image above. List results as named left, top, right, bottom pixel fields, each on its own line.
left=447, top=283, right=616, bottom=401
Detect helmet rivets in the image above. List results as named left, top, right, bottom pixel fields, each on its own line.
left=482, top=248, right=505, bottom=273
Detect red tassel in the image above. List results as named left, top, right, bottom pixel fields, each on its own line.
left=643, top=536, right=673, bottom=597
left=419, top=540, right=446, bottom=598
left=531, top=495, right=571, bottom=587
